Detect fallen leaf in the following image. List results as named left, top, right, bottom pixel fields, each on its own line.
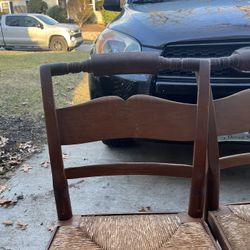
left=62, top=153, right=68, bottom=159
left=2, top=220, right=13, bottom=226
left=0, top=185, right=7, bottom=193
left=20, top=163, right=32, bottom=173
left=138, top=207, right=147, bottom=213
left=40, top=160, right=50, bottom=168
left=27, top=146, right=37, bottom=154
left=138, top=206, right=151, bottom=213
left=48, top=225, right=57, bottom=232
left=8, top=160, right=19, bottom=166
left=0, top=136, right=8, bottom=147
left=0, top=198, right=17, bottom=207
left=19, top=141, right=32, bottom=150
left=16, top=220, right=28, bottom=230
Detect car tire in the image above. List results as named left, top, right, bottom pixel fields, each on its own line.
left=49, top=36, right=68, bottom=51
left=102, top=139, right=135, bottom=147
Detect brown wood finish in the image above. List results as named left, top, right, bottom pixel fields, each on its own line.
left=206, top=88, right=250, bottom=211
left=57, top=95, right=196, bottom=144
left=188, top=60, right=211, bottom=218
left=206, top=89, right=250, bottom=213
left=205, top=66, right=250, bottom=250
left=40, top=65, right=72, bottom=221
left=65, top=162, right=192, bottom=179
left=219, top=153, right=250, bottom=169
left=40, top=54, right=214, bottom=249
left=40, top=58, right=210, bottom=218
left=206, top=93, right=220, bottom=212
left=214, top=89, right=250, bottom=136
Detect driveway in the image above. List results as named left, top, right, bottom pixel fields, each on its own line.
left=1, top=141, right=250, bottom=249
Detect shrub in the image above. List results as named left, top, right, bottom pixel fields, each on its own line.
left=27, top=0, right=48, bottom=14
left=101, top=9, right=120, bottom=25
left=47, top=6, right=67, bottom=23
left=67, top=0, right=94, bottom=27
left=95, top=0, right=103, bottom=11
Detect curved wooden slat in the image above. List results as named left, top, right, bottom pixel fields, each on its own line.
left=64, top=162, right=193, bottom=179
left=215, top=89, right=250, bottom=136
left=57, top=95, right=196, bottom=145
left=219, top=153, right=250, bottom=169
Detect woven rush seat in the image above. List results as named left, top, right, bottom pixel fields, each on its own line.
left=49, top=214, right=217, bottom=250
left=208, top=204, right=250, bottom=250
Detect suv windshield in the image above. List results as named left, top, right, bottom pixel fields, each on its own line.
left=36, top=15, right=58, bottom=25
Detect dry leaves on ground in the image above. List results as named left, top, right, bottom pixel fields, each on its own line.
left=16, top=220, right=28, bottom=230
left=19, top=141, right=36, bottom=154
left=40, top=160, right=50, bottom=168
left=0, top=136, right=8, bottom=148
left=48, top=224, right=57, bottom=232
left=0, top=185, right=7, bottom=193
left=138, top=206, right=151, bottom=213
left=2, top=219, right=28, bottom=230
left=20, top=163, right=32, bottom=173
left=62, top=153, right=68, bottom=159
left=0, top=198, right=17, bottom=207
left=2, top=220, right=13, bottom=226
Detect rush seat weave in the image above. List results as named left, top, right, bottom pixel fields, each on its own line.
left=208, top=204, right=250, bottom=250
left=50, top=214, right=216, bottom=250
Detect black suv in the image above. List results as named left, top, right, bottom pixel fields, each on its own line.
left=89, top=0, right=250, bottom=145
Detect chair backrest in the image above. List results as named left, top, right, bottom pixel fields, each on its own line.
left=40, top=53, right=211, bottom=221
left=207, top=84, right=250, bottom=211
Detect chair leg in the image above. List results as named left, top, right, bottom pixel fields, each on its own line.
left=206, top=167, right=220, bottom=213
left=54, top=180, right=72, bottom=221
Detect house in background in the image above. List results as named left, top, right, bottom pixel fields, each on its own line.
left=0, top=0, right=67, bottom=14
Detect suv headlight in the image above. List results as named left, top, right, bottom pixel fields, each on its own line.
left=95, top=29, right=141, bottom=54
left=68, top=29, right=75, bottom=34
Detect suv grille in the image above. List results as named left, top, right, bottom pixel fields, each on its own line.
left=159, top=43, right=250, bottom=78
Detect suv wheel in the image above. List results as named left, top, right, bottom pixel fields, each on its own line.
left=49, top=36, right=68, bottom=51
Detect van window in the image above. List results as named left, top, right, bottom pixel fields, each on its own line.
left=6, top=16, right=24, bottom=27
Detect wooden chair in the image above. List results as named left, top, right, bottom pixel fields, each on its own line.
left=40, top=53, right=218, bottom=249
left=206, top=49, right=250, bottom=249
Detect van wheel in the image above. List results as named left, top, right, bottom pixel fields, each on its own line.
left=49, top=36, right=68, bottom=51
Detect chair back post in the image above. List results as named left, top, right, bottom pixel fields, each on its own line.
left=188, top=59, right=211, bottom=218
left=206, top=97, right=220, bottom=212
left=40, top=65, right=72, bottom=221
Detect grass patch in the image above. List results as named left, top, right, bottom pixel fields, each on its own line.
left=0, top=50, right=88, bottom=118
left=0, top=50, right=89, bottom=180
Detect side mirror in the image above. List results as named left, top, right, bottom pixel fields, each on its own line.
left=103, top=0, right=121, bottom=11
left=37, top=23, right=44, bottom=29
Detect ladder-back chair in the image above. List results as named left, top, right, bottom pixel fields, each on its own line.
left=206, top=48, right=250, bottom=249
left=40, top=53, right=217, bottom=249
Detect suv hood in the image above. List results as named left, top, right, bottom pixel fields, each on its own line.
left=109, top=0, right=250, bottom=48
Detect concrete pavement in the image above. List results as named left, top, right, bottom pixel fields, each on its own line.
left=1, top=141, right=250, bottom=250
